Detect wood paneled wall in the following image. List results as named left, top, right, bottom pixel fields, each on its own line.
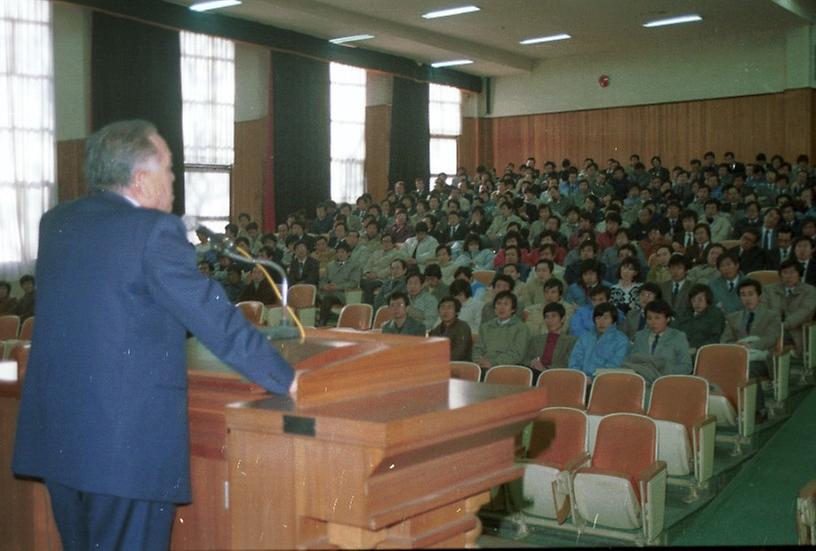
left=471, top=88, right=815, bottom=173
left=56, top=139, right=86, bottom=203
left=365, top=104, right=391, bottom=202
left=233, top=117, right=267, bottom=225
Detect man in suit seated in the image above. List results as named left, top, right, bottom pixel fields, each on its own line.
left=722, top=279, right=781, bottom=420
left=381, top=291, right=426, bottom=336
left=622, top=282, right=662, bottom=341
left=623, top=299, right=692, bottom=383
left=793, top=236, right=816, bottom=286
left=736, top=227, right=770, bottom=274
left=684, top=222, right=712, bottom=267
left=766, top=226, right=794, bottom=270
left=660, top=254, right=692, bottom=319
left=287, top=240, right=320, bottom=286
left=709, top=252, right=746, bottom=314
left=761, top=258, right=816, bottom=356
left=526, top=302, right=577, bottom=383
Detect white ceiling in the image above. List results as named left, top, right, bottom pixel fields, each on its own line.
left=171, top=0, right=816, bottom=76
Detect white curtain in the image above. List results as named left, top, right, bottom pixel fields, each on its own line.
left=429, top=83, right=461, bottom=183
left=180, top=31, right=235, bottom=239
left=330, top=62, right=365, bottom=205
left=0, top=0, right=55, bottom=282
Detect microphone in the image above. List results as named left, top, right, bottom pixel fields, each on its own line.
left=196, top=225, right=300, bottom=341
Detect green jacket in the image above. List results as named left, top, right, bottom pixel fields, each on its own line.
left=474, top=316, right=530, bottom=366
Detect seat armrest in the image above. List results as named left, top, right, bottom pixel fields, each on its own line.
left=692, top=415, right=717, bottom=432
left=562, top=452, right=592, bottom=473
left=637, top=460, right=667, bottom=484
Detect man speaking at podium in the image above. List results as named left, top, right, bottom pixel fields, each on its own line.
left=13, top=120, right=296, bottom=550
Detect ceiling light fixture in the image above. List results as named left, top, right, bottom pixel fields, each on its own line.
left=189, top=0, right=242, bottom=12
left=643, top=14, right=702, bottom=28
left=422, top=5, right=480, bottom=19
left=519, top=33, right=572, bottom=45
left=329, top=34, right=375, bottom=44
left=430, top=59, right=473, bottom=68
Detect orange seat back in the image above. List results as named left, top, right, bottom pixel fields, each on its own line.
left=287, top=284, right=316, bottom=309
left=0, top=315, right=20, bottom=341
left=694, top=344, right=748, bottom=410
left=528, top=407, right=587, bottom=469
left=450, top=361, right=481, bottom=381
left=590, top=413, right=657, bottom=499
left=372, top=306, right=394, bottom=330
left=337, top=304, right=373, bottom=331
left=537, top=369, right=587, bottom=408
left=19, top=316, right=34, bottom=340
left=236, top=301, right=264, bottom=325
left=10, top=342, right=30, bottom=379
left=648, top=375, right=708, bottom=447
left=484, top=365, right=533, bottom=386
left=587, top=372, right=645, bottom=415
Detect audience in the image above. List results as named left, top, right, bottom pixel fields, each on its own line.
left=473, top=290, right=530, bottom=369
left=675, top=284, right=725, bottom=351
left=568, top=302, right=630, bottom=379
left=624, top=299, right=692, bottom=383
left=429, top=296, right=473, bottom=361
left=526, top=302, right=577, bottom=381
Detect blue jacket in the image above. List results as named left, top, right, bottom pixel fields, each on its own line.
left=709, top=274, right=746, bottom=314
left=569, top=303, right=626, bottom=338
left=13, top=192, right=294, bottom=504
left=569, top=326, right=630, bottom=378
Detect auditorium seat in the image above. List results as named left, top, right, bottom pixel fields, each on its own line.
left=336, top=303, right=373, bottom=331
left=802, top=321, right=816, bottom=384
left=536, top=369, right=588, bottom=409
left=522, top=407, right=589, bottom=523
left=18, top=316, right=34, bottom=340
left=287, top=284, right=317, bottom=327
left=472, top=270, right=495, bottom=287
left=484, top=365, right=533, bottom=386
left=572, top=413, right=667, bottom=543
left=769, top=325, right=792, bottom=418
left=450, top=361, right=481, bottom=381
left=586, top=371, right=646, bottom=452
left=694, top=344, right=757, bottom=451
left=10, top=342, right=30, bottom=380
left=720, top=239, right=740, bottom=251
left=372, top=305, right=393, bottom=330
left=235, top=301, right=265, bottom=326
left=746, top=270, right=780, bottom=286
left=647, top=375, right=716, bottom=489
left=0, top=315, right=20, bottom=341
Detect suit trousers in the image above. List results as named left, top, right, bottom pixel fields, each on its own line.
left=46, top=479, right=176, bottom=551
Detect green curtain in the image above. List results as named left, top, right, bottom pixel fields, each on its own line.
left=269, top=52, right=330, bottom=223
left=91, top=12, right=186, bottom=214
left=389, top=77, right=430, bottom=188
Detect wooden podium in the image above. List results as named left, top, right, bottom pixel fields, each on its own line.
left=2, top=329, right=547, bottom=550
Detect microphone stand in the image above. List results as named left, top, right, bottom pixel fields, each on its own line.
left=198, top=226, right=305, bottom=341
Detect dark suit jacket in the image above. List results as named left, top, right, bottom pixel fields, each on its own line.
left=684, top=242, right=711, bottom=267
left=738, top=246, right=770, bottom=274
left=659, top=279, right=692, bottom=319
left=13, top=192, right=293, bottom=503
left=766, top=247, right=792, bottom=270
left=287, top=256, right=320, bottom=286
left=444, top=224, right=469, bottom=244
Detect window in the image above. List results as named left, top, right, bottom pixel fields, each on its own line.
left=330, top=62, right=366, bottom=205
left=180, top=30, right=235, bottom=240
left=0, top=0, right=55, bottom=280
left=428, top=83, right=461, bottom=185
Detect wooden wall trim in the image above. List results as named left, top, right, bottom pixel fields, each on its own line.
left=56, top=139, right=86, bottom=204
left=365, top=104, right=391, bottom=202
left=233, top=118, right=267, bottom=226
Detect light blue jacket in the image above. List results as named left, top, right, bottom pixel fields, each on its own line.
left=568, top=326, right=630, bottom=378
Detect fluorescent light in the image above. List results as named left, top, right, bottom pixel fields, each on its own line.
left=519, top=33, right=571, bottom=45
left=329, top=34, right=375, bottom=44
left=643, top=14, right=702, bottom=28
left=189, top=0, right=242, bottom=12
left=422, top=5, right=480, bottom=19
left=430, top=59, right=473, bottom=68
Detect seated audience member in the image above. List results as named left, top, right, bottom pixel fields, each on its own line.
left=675, top=284, right=725, bottom=352
left=429, top=296, right=473, bottom=361
left=402, top=221, right=439, bottom=270
left=319, top=242, right=360, bottom=301
left=660, top=254, right=692, bottom=319
left=792, top=236, right=816, bottom=286
left=492, top=231, right=530, bottom=269
left=564, top=240, right=606, bottom=285
left=222, top=266, right=246, bottom=303
left=569, top=285, right=624, bottom=338
left=672, top=209, right=698, bottom=252
left=596, top=211, right=622, bottom=251
left=474, top=290, right=531, bottom=369
left=388, top=209, right=414, bottom=244
left=287, top=241, right=320, bottom=286
left=623, top=300, right=692, bottom=383
left=311, top=235, right=336, bottom=277
left=449, top=278, right=482, bottom=333
left=405, top=272, right=439, bottom=332
left=194, top=228, right=219, bottom=266
left=526, top=302, right=577, bottom=381
left=622, top=282, right=662, bottom=341
left=761, top=258, right=816, bottom=355
left=453, top=266, right=487, bottom=300
left=16, top=274, right=35, bottom=321
left=709, top=252, right=746, bottom=314
left=361, top=234, right=405, bottom=304
left=423, top=263, right=448, bottom=302
left=520, top=259, right=556, bottom=306
left=480, top=274, right=525, bottom=324
left=237, top=265, right=278, bottom=305
left=457, top=234, right=496, bottom=272
left=703, top=199, right=733, bottom=242
left=373, top=259, right=408, bottom=310
left=646, top=244, right=672, bottom=284
left=197, top=260, right=213, bottom=278
left=687, top=243, right=726, bottom=284
left=381, top=291, right=426, bottom=336
left=568, top=303, right=630, bottom=379
left=722, top=279, right=781, bottom=419
left=565, top=260, right=606, bottom=306
left=0, top=281, right=17, bottom=316
left=610, top=257, right=642, bottom=314
left=434, top=245, right=458, bottom=286
left=496, top=246, right=531, bottom=281
left=766, top=226, right=793, bottom=270
left=736, top=227, right=769, bottom=274
left=684, top=223, right=712, bottom=266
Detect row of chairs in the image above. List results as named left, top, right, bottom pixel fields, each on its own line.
left=237, top=297, right=395, bottom=332
left=0, top=315, right=34, bottom=342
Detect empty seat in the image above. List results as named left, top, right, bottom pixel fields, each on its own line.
left=484, top=365, right=533, bottom=386
left=647, top=375, right=716, bottom=482
left=573, top=413, right=667, bottom=541
left=236, top=301, right=265, bottom=326
left=537, top=369, right=588, bottom=409
left=523, top=407, right=589, bottom=522
left=372, top=305, right=394, bottom=330
left=336, top=303, right=373, bottom=331
left=0, top=315, right=20, bottom=341
left=288, top=284, right=317, bottom=327
left=450, top=361, right=481, bottom=381
left=19, top=316, right=34, bottom=340
left=586, top=371, right=646, bottom=452
left=719, top=239, right=740, bottom=251
left=694, top=344, right=757, bottom=439
left=745, top=270, right=780, bottom=286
